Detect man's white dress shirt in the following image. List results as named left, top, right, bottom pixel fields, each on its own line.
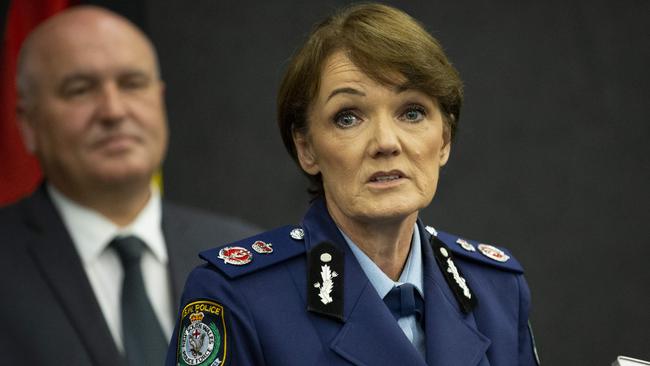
left=48, top=184, right=173, bottom=351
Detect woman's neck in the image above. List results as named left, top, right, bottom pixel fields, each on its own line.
left=330, top=208, right=418, bottom=281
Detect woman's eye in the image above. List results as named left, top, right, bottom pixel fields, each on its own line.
left=400, top=105, right=426, bottom=122
left=334, top=110, right=361, bottom=128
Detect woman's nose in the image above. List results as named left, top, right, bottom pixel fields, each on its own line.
left=368, top=114, right=401, bottom=158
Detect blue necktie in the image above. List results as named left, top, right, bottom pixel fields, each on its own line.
left=383, top=283, right=424, bottom=322
left=112, top=236, right=167, bottom=366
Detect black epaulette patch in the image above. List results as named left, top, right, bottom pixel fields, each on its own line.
left=307, top=241, right=344, bottom=321
left=430, top=235, right=477, bottom=314
left=199, top=225, right=306, bottom=279
left=432, top=228, right=524, bottom=274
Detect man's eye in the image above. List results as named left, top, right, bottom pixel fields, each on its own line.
left=334, top=110, right=361, bottom=128
left=120, top=77, right=149, bottom=90
left=62, top=83, right=92, bottom=98
left=400, top=105, right=426, bottom=122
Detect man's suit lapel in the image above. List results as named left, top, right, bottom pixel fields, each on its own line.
left=419, top=222, right=491, bottom=366
left=161, top=203, right=192, bottom=313
left=24, top=186, right=124, bottom=366
left=301, top=200, right=427, bottom=366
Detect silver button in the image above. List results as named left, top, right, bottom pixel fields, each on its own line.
left=290, top=228, right=304, bottom=240
left=440, top=247, right=449, bottom=257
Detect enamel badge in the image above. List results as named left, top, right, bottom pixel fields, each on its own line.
left=456, top=238, right=476, bottom=252
left=218, top=246, right=252, bottom=265
left=251, top=240, right=273, bottom=254
left=478, top=244, right=510, bottom=262
left=177, top=300, right=227, bottom=366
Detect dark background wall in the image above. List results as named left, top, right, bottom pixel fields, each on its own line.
left=148, top=0, right=646, bottom=364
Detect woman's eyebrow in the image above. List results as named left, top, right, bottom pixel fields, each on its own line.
left=326, top=87, right=366, bottom=102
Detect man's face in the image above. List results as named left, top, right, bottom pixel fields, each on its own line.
left=19, top=13, right=168, bottom=195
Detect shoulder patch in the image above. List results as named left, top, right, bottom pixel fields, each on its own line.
left=199, top=225, right=306, bottom=279
left=177, top=300, right=227, bottom=366
left=434, top=230, right=524, bottom=273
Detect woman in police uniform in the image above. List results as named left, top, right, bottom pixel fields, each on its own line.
left=167, top=3, right=539, bottom=366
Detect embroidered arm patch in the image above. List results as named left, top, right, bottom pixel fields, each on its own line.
left=177, top=300, right=228, bottom=366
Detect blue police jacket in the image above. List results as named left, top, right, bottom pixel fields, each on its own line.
left=166, top=198, right=539, bottom=366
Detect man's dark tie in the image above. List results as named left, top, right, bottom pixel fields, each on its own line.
left=383, top=283, right=425, bottom=322
left=111, top=236, right=167, bottom=366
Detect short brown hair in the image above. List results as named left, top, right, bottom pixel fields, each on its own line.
left=277, top=3, right=463, bottom=197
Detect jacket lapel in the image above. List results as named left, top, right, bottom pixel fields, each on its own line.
left=301, top=200, right=427, bottom=366
left=161, top=203, right=191, bottom=313
left=419, top=222, right=491, bottom=366
left=25, top=186, right=124, bottom=366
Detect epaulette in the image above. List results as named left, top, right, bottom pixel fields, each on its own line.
left=425, top=226, right=524, bottom=274
left=199, top=225, right=306, bottom=279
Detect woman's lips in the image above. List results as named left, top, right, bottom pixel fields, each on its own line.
left=367, top=170, right=407, bottom=186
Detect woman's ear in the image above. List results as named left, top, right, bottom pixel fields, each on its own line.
left=440, top=141, right=451, bottom=167
left=292, top=129, right=320, bottom=175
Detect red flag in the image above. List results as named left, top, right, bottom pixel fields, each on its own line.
left=0, top=0, right=71, bottom=205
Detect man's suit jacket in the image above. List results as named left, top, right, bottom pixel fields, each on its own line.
left=0, top=185, right=258, bottom=365
left=166, top=198, right=539, bottom=366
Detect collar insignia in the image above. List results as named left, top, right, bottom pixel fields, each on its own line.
left=430, top=235, right=477, bottom=314
left=307, top=242, right=344, bottom=321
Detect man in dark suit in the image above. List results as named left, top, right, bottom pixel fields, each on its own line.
left=0, top=6, right=256, bottom=365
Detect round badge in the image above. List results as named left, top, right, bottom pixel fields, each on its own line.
left=181, top=316, right=215, bottom=365
left=251, top=240, right=273, bottom=254
left=477, top=244, right=510, bottom=262
left=456, top=238, right=476, bottom=252
left=218, top=246, right=252, bottom=265
left=290, top=228, right=305, bottom=240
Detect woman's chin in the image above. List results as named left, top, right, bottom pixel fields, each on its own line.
left=353, top=202, right=422, bottom=226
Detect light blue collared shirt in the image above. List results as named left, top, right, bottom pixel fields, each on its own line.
left=340, top=224, right=426, bottom=357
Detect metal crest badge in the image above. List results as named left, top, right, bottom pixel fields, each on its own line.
left=477, top=244, right=510, bottom=262
left=446, top=258, right=472, bottom=299
left=456, top=238, right=476, bottom=252
left=313, top=261, right=338, bottom=305
left=218, top=246, right=252, bottom=265
left=177, top=300, right=227, bottom=366
left=251, top=240, right=273, bottom=254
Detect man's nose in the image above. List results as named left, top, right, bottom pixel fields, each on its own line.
left=96, top=82, right=127, bottom=123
